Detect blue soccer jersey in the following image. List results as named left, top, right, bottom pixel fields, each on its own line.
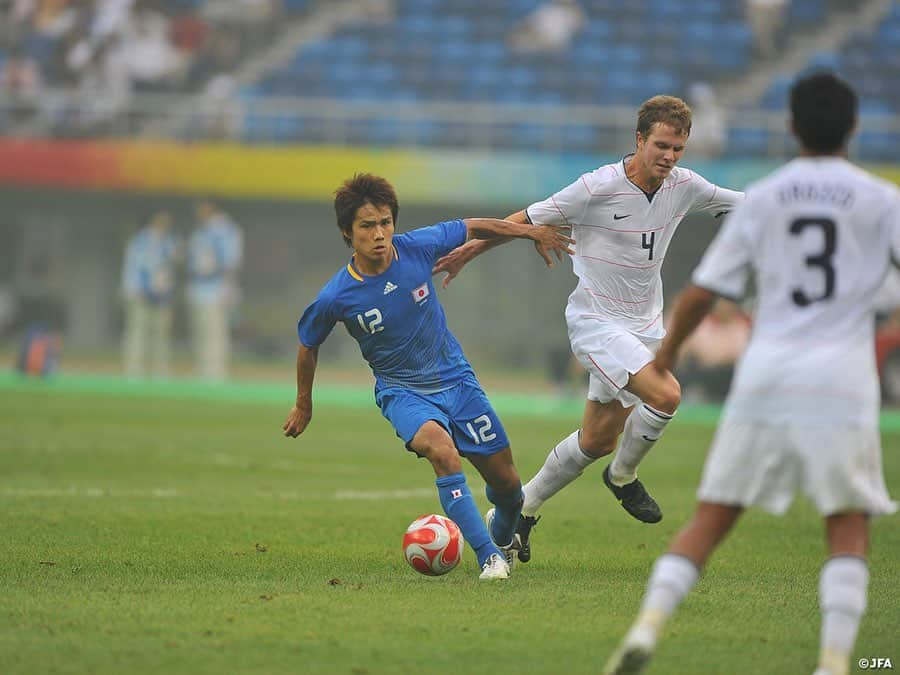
left=298, top=219, right=474, bottom=393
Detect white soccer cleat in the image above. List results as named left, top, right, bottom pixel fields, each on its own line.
left=478, top=552, right=510, bottom=580
left=602, top=624, right=658, bottom=675
left=484, top=507, right=520, bottom=569
left=813, top=648, right=850, bottom=675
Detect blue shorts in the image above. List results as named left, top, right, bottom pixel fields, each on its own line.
left=375, top=375, right=510, bottom=457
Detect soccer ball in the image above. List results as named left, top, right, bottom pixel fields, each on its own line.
left=402, top=513, right=464, bottom=576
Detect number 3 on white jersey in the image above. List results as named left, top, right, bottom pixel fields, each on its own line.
left=466, top=414, right=497, bottom=444
left=356, top=308, right=384, bottom=334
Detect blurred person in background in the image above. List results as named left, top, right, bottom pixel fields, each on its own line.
left=507, top=0, right=585, bottom=55
left=604, top=71, right=898, bottom=675
left=7, top=0, right=35, bottom=29
left=188, top=198, right=243, bottom=381
left=672, top=297, right=751, bottom=402
left=201, top=0, right=283, bottom=48
left=196, top=70, right=243, bottom=139
left=185, top=22, right=240, bottom=88
left=67, top=33, right=132, bottom=134
left=0, top=43, right=43, bottom=122
left=122, top=2, right=185, bottom=92
left=90, top=0, right=134, bottom=41
left=685, top=82, right=727, bottom=159
left=746, top=0, right=788, bottom=60
left=547, top=347, right=586, bottom=399
left=30, top=0, right=77, bottom=37
left=434, top=95, right=743, bottom=562
left=121, top=210, right=179, bottom=379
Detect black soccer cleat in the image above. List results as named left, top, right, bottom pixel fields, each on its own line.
left=603, top=465, right=662, bottom=523
left=514, top=514, right=540, bottom=563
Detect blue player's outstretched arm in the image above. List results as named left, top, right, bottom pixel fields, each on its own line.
left=283, top=343, right=318, bottom=438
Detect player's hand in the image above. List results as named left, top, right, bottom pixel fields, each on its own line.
left=283, top=403, right=312, bottom=438
left=652, top=344, right=675, bottom=374
left=531, top=225, right=574, bottom=268
left=433, top=245, right=475, bottom=289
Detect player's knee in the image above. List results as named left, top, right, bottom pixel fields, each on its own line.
left=578, top=427, right=618, bottom=458
left=488, top=473, right=522, bottom=496
left=425, top=444, right=462, bottom=475
left=644, top=378, right=681, bottom=414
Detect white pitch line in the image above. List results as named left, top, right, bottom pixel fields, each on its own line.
left=1, top=487, right=179, bottom=498
left=1, top=486, right=435, bottom=501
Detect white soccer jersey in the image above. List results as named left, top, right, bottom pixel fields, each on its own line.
left=527, top=157, right=743, bottom=338
left=693, top=157, right=900, bottom=428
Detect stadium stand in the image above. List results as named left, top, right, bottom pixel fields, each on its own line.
left=249, top=0, right=755, bottom=147
left=0, top=0, right=309, bottom=135
left=752, top=0, right=900, bottom=160
left=239, top=0, right=898, bottom=157
left=0, top=0, right=897, bottom=159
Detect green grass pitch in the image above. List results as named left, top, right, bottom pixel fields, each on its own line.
left=1, top=373, right=898, bottom=674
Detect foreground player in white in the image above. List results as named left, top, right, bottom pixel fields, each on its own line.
left=435, top=96, right=742, bottom=557
left=603, top=72, right=898, bottom=675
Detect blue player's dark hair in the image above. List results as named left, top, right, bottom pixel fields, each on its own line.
left=334, top=173, right=399, bottom=247
left=790, top=71, right=857, bottom=154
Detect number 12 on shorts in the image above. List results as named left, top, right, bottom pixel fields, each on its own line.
left=466, top=414, right=497, bottom=444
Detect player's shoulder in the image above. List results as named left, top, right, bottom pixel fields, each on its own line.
left=666, top=165, right=709, bottom=189
left=395, top=220, right=465, bottom=247
left=740, top=167, right=783, bottom=198
left=319, top=262, right=363, bottom=300
left=578, top=160, right=629, bottom=193
left=843, top=162, right=900, bottom=200
left=391, top=226, right=425, bottom=253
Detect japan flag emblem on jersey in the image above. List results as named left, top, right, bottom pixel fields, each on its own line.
left=411, top=282, right=430, bottom=304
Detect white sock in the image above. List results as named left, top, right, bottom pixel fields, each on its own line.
left=634, top=554, right=700, bottom=636
left=609, top=404, right=673, bottom=485
left=522, top=430, right=595, bottom=516
left=818, top=556, right=868, bottom=675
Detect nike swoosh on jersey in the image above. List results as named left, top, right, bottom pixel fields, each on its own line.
left=613, top=214, right=631, bottom=220
left=642, top=435, right=659, bottom=442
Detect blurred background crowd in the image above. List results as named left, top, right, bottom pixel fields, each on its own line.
left=1, top=0, right=897, bottom=153
left=0, top=0, right=898, bottom=398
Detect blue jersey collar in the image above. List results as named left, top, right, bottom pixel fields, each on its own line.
left=347, top=245, right=399, bottom=281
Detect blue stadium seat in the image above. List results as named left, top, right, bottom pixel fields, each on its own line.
left=856, top=131, right=895, bottom=161
left=246, top=0, right=895, bottom=156
left=583, top=19, right=613, bottom=41
left=790, top=0, right=826, bottom=24
left=562, top=124, right=598, bottom=152
left=806, top=51, right=841, bottom=70
left=727, top=127, right=770, bottom=157
left=760, top=75, right=792, bottom=110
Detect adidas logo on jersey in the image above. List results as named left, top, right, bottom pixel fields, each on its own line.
left=383, top=281, right=398, bottom=295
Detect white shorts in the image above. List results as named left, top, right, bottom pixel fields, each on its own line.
left=697, top=421, right=898, bottom=517
left=568, top=318, right=661, bottom=407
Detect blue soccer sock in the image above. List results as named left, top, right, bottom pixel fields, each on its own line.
left=485, top=483, right=524, bottom=547
left=436, top=472, right=499, bottom=567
